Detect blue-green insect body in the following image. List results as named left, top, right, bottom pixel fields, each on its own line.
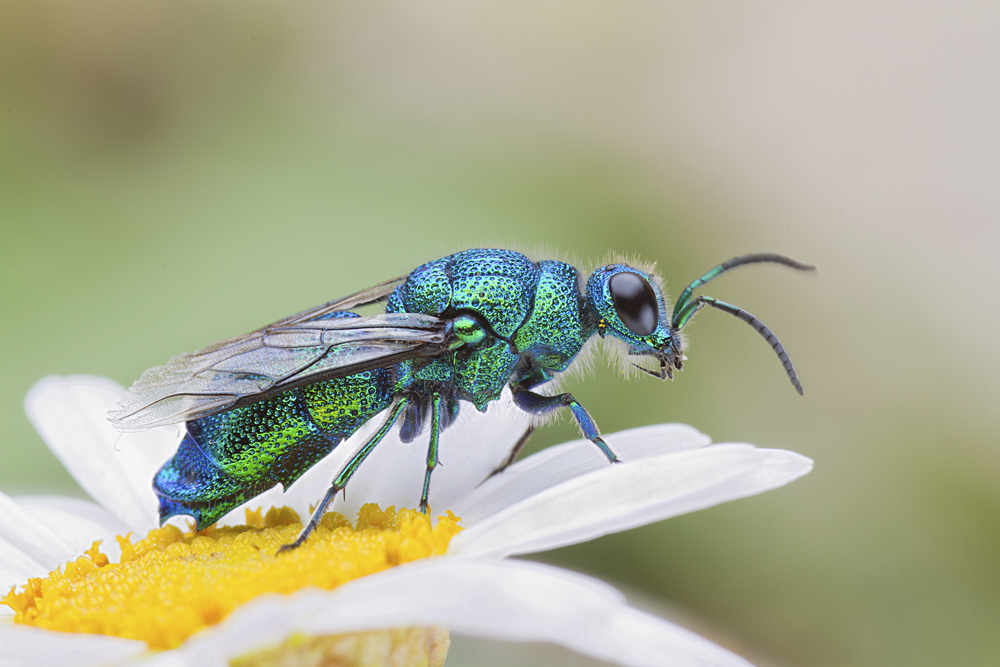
left=114, top=248, right=814, bottom=548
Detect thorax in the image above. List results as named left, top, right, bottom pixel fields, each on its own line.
left=388, top=250, right=592, bottom=407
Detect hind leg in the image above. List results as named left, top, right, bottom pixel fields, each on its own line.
left=279, top=398, right=410, bottom=553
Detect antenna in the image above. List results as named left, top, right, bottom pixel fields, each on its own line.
left=672, top=252, right=815, bottom=328
left=671, top=252, right=816, bottom=394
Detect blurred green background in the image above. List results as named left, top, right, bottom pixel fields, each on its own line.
left=2, top=2, right=998, bottom=666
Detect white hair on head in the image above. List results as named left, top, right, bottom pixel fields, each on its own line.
left=593, top=332, right=685, bottom=382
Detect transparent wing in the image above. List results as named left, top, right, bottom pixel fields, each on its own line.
left=268, top=276, right=405, bottom=326
left=109, top=308, right=452, bottom=431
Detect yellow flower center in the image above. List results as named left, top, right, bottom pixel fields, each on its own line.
left=3, top=504, right=462, bottom=650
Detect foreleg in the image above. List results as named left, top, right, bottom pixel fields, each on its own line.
left=511, top=386, right=619, bottom=464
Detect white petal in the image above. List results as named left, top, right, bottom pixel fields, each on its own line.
left=0, top=492, right=76, bottom=575
left=0, top=621, right=147, bottom=667
left=0, top=534, right=49, bottom=593
left=25, top=376, right=178, bottom=532
left=449, top=444, right=813, bottom=558
left=15, top=496, right=130, bottom=564
left=451, top=424, right=711, bottom=526
left=0, top=493, right=131, bottom=594
left=174, top=560, right=754, bottom=667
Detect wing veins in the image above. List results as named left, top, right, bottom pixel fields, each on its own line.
left=109, top=309, right=454, bottom=430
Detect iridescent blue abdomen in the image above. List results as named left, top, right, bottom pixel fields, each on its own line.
left=154, top=366, right=395, bottom=527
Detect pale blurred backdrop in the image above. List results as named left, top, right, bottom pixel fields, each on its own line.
left=1, top=3, right=998, bottom=666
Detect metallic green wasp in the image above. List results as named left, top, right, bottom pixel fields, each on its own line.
left=110, top=249, right=814, bottom=549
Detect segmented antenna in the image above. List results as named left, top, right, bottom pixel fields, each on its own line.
left=690, top=297, right=805, bottom=394
left=672, top=252, right=816, bottom=328
left=670, top=252, right=815, bottom=394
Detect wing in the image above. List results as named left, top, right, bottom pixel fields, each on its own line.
left=268, top=276, right=406, bottom=326
left=109, top=283, right=452, bottom=430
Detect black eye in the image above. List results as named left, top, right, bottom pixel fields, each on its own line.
left=609, top=272, right=659, bottom=336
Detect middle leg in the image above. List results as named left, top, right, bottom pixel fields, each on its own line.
left=487, top=425, right=535, bottom=479
left=419, top=392, right=443, bottom=514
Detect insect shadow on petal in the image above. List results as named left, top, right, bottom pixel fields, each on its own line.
left=109, top=249, right=815, bottom=551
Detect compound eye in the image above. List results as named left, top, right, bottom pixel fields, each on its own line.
left=609, top=272, right=659, bottom=336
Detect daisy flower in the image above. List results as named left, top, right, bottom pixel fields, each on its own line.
left=1, top=376, right=812, bottom=667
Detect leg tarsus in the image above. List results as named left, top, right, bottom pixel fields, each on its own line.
left=277, top=482, right=342, bottom=554
left=592, top=435, right=620, bottom=464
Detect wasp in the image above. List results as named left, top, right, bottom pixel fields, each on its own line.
left=110, top=249, right=814, bottom=550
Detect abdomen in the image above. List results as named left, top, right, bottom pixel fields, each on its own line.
left=154, top=368, right=394, bottom=528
